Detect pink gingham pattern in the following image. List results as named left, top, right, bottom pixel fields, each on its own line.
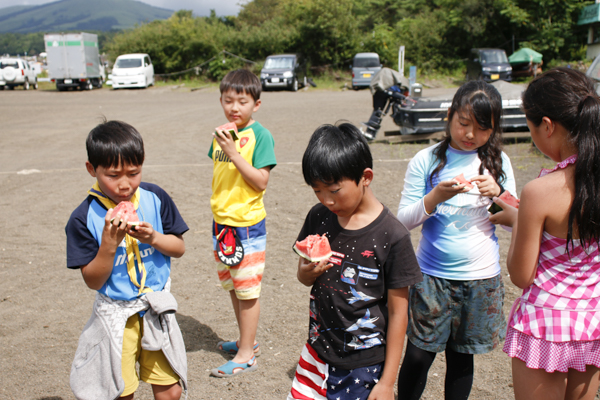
left=504, top=327, right=600, bottom=373
left=508, top=231, right=600, bottom=342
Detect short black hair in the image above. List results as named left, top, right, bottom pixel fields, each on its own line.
left=220, top=69, right=261, bottom=101
left=86, top=120, right=145, bottom=169
left=302, top=122, right=373, bottom=186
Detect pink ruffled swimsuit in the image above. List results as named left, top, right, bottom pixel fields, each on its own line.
left=503, top=155, right=600, bottom=372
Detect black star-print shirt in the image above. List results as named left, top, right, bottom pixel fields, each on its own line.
left=295, top=203, right=422, bottom=369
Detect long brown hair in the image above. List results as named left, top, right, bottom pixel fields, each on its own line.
left=430, top=80, right=505, bottom=187
left=523, top=67, right=600, bottom=251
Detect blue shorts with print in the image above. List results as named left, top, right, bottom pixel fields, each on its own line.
left=407, top=273, right=506, bottom=354
left=326, top=362, right=384, bottom=400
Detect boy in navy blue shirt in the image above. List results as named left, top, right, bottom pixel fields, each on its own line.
left=66, top=120, right=188, bottom=400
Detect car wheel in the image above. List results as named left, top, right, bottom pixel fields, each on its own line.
left=144, top=77, right=148, bottom=88
left=8, top=85, right=14, bottom=90
left=86, top=80, right=93, bottom=90
left=23, top=79, right=29, bottom=90
left=291, top=78, right=298, bottom=92
left=33, top=79, right=38, bottom=90
left=0, top=86, right=4, bottom=90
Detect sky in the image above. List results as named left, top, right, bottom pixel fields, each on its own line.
left=0, top=0, right=248, bottom=16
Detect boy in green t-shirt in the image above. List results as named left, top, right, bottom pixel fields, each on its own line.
left=207, top=69, right=277, bottom=377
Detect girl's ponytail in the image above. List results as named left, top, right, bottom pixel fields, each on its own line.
left=523, top=67, right=600, bottom=250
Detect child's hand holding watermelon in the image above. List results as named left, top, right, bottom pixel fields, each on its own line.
left=489, top=191, right=520, bottom=228
left=297, top=258, right=334, bottom=287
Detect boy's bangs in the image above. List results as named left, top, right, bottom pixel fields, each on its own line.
left=99, top=142, right=144, bottom=169
left=303, top=153, right=347, bottom=187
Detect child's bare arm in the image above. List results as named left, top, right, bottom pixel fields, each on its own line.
left=367, top=287, right=409, bottom=400
left=127, top=222, right=185, bottom=258
left=214, top=129, right=271, bottom=191
left=297, top=257, right=333, bottom=287
left=80, top=208, right=128, bottom=290
left=506, top=181, right=546, bottom=288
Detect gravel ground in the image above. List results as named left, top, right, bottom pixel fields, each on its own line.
left=0, top=83, right=590, bottom=400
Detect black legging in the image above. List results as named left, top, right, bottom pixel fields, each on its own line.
left=397, top=341, right=474, bottom=400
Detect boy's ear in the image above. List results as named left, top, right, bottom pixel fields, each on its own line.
left=362, top=168, right=374, bottom=186
left=85, top=161, right=97, bottom=178
left=253, top=99, right=262, bottom=112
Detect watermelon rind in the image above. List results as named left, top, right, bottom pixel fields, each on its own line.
left=109, top=201, right=140, bottom=226
left=293, top=244, right=333, bottom=263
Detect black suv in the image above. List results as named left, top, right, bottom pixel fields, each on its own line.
left=260, top=54, right=307, bottom=91
left=466, top=48, right=512, bottom=82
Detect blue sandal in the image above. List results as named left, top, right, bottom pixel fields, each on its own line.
left=217, top=340, right=261, bottom=357
left=210, top=356, right=258, bottom=378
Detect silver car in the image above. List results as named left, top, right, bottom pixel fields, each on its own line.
left=351, top=53, right=381, bottom=90
left=0, top=58, right=38, bottom=90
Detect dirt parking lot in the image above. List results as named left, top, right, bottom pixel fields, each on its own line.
left=0, top=84, right=580, bottom=400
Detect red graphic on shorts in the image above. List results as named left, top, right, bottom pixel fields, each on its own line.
left=361, top=250, right=374, bottom=258
left=240, top=137, right=249, bottom=148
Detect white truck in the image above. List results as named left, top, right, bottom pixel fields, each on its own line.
left=44, top=32, right=105, bottom=91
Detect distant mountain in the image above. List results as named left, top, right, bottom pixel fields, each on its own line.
left=0, top=0, right=174, bottom=33
left=0, top=5, right=32, bottom=18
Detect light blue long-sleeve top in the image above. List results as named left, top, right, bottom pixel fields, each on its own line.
left=398, top=143, right=516, bottom=280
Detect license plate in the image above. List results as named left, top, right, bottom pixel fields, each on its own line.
left=363, top=73, right=372, bottom=78
left=271, top=77, right=280, bottom=83
left=491, top=74, right=499, bottom=80
left=64, top=79, right=72, bottom=84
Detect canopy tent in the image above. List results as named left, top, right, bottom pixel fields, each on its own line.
left=509, top=48, right=543, bottom=65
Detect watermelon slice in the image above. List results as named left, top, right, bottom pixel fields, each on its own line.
left=109, top=201, right=140, bottom=226
left=293, top=234, right=333, bottom=263
left=488, top=191, right=520, bottom=214
left=216, top=121, right=239, bottom=141
left=452, top=173, right=474, bottom=190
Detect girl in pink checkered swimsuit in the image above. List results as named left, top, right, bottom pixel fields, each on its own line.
left=490, top=67, right=600, bottom=400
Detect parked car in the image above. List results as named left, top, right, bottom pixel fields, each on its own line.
left=260, top=54, right=306, bottom=91
left=111, top=53, right=154, bottom=89
left=0, top=58, right=38, bottom=90
left=351, top=52, right=382, bottom=90
left=466, top=48, right=512, bottom=82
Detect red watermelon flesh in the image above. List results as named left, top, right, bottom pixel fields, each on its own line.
left=216, top=121, right=239, bottom=141
left=110, top=201, right=140, bottom=226
left=488, top=191, right=520, bottom=214
left=293, top=234, right=333, bottom=263
left=452, top=173, right=474, bottom=190
left=498, top=190, right=520, bottom=208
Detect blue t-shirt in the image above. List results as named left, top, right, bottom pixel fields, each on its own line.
left=65, top=182, right=188, bottom=300
left=398, top=143, right=516, bottom=280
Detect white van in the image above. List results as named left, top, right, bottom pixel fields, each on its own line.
left=111, top=53, right=154, bottom=89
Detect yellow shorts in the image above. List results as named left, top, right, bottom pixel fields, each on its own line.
left=121, top=314, right=179, bottom=396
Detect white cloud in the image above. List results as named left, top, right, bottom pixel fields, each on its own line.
left=0, top=0, right=247, bottom=16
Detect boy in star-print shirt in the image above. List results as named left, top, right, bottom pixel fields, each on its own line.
left=287, top=123, right=422, bottom=400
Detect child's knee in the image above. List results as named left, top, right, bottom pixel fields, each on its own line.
left=152, top=382, right=181, bottom=400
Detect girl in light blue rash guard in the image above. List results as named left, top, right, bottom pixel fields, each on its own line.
left=396, top=80, right=517, bottom=400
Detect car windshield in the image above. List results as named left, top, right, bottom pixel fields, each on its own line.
left=0, top=61, right=19, bottom=69
left=263, top=57, right=294, bottom=70
left=481, top=50, right=508, bottom=64
left=115, top=58, right=142, bottom=68
left=354, top=57, right=380, bottom=68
